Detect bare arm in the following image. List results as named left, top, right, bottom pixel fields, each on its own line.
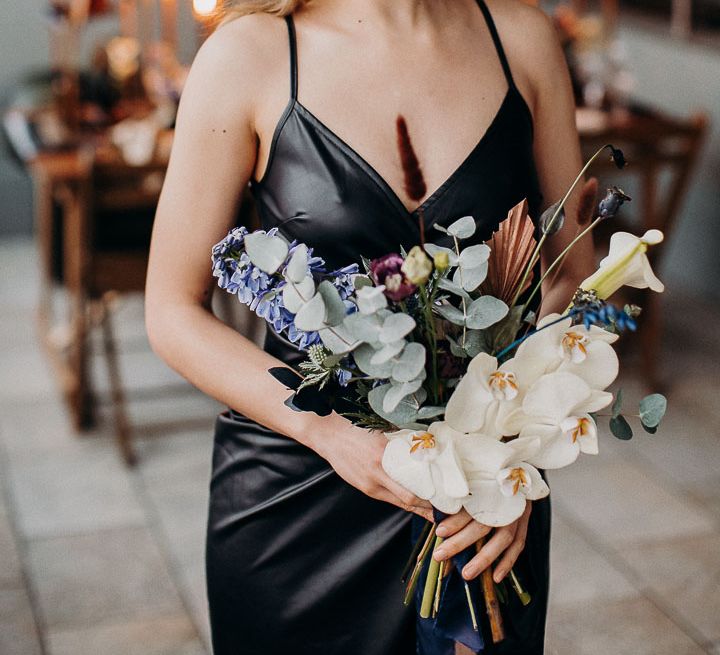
left=145, top=17, right=431, bottom=520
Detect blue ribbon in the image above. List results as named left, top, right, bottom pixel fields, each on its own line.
left=412, top=511, right=485, bottom=654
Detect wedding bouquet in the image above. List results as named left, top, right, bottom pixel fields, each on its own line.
left=210, top=122, right=667, bottom=650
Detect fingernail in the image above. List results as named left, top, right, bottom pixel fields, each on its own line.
left=494, top=570, right=505, bottom=583
left=433, top=548, right=446, bottom=561
left=462, top=566, right=472, bottom=579
left=436, top=525, right=447, bottom=537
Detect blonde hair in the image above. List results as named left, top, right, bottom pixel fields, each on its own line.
left=220, top=0, right=309, bottom=22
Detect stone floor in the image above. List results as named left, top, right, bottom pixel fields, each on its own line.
left=1, top=237, right=718, bottom=655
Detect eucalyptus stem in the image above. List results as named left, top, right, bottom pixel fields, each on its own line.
left=404, top=523, right=437, bottom=605
left=510, top=144, right=617, bottom=309
left=419, top=283, right=439, bottom=403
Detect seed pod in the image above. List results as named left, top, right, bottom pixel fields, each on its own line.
left=598, top=186, right=632, bottom=220
left=539, top=200, right=565, bottom=236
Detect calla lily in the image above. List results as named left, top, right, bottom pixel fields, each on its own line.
left=456, top=435, right=549, bottom=526
left=445, top=351, right=551, bottom=437
left=579, top=229, right=665, bottom=300
left=514, top=313, right=619, bottom=390
left=382, top=422, right=470, bottom=514
left=505, top=371, right=613, bottom=470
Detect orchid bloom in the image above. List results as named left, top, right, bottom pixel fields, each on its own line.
left=457, top=435, right=549, bottom=526
left=504, top=371, right=613, bottom=470
left=579, top=229, right=665, bottom=300
left=382, top=422, right=470, bottom=514
left=514, top=313, right=620, bottom=390
left=445, top=351, right=550, bottom=437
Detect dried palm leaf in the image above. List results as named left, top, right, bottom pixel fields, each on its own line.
left=482, top=198, right=537, bottom=304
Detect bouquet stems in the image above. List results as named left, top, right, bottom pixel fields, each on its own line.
left=420, top=537, right=444, bottom=618
left=477, top=538, right=505, bottom=643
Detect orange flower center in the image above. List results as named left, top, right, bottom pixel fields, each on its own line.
left=410, top=432, right=436, bottom=453
left=562, top=331, right=588, bottom=356
left=488, top=371, right=518, bottom=395
left=507, top=467, right=529, bottom=495
left=569, top=417, right=592, bottom=443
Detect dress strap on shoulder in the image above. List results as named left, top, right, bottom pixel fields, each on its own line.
left=475, top=0, right=517, bottom=90
left=284, top=14, right=298, bottom=100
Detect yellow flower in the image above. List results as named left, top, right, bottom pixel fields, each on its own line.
left=401, top=246, right=433, bottom=285
left=433, top=250, right=450, bottom=273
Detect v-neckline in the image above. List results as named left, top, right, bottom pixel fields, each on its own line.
left=291, top=87, right=515, bottom=220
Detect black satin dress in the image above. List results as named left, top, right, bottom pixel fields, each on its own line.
left=206, top=2, right=551, bottom=653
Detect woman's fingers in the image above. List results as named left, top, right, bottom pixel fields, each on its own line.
left=375, top=478, right=434, bottom=521
left=432, top=519, right=491, bottom=561
left=493, top=503, right=532, bottom=582
left=461, top=522, right=519, bottom=581
left=436, top=509, right=473, bottom=538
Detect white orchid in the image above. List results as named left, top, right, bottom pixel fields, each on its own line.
left=580, top=229, right=665, bottom=300
left=514, top=313, right=620, bottom=390
left=444, top=352, right=544, bottom=437
left=382, top=422, right=470, bottom=514
left=504, top=371, right=613, bottom=470
left=456, top=435, right=549, bottom=526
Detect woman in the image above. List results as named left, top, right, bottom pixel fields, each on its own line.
left=145, top=1, right=593, bottom=653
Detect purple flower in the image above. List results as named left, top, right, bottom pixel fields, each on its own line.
left=370, top=253, right=416, bottom=302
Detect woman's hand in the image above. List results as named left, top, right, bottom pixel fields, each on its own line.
left=311, top=413, right=434, bottom=522
left=432, top=503, right=532, bottom=583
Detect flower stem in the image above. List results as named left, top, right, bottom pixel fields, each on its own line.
left=509, top=569, right=531, bottom=606
left=401, top=520, right=433, bottom=583
left=420, top=537, right=443, bottom=618
left=477, top=538, right=505, bottom=643
left=510, top=144, right=617, bottom=309
left=404, top=523, right=437, bottom=605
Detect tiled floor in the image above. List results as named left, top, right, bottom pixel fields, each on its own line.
left=1, top=237, right=718, bottom=655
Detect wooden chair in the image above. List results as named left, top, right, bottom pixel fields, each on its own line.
left=578, top=109, right=709, bottom=390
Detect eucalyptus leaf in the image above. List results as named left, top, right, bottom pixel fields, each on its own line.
left=446, top=215, right=476, bottom=239
left=641, top=423, right=658, bottom=435
left=466, top=296, right=509, bottom=330
left=370, top=340, right=405, bottom=365
left=293, top=292, right=327, bottom=332
left=609, top=415, right=633, bottom=440
left=435, top=303, right=466, bottom=326
left=611, top=389, right=623, bottom=419
left=368, top=384, right=424, bottom=426
left=424, top=244, right=459, bottom=267
left=462, top=329, right=489, bottom=357
left=319, top=325, right=357, bottom=354
left=437, top=277, right=471, bottom=301
left=244, top=232, right=289, bottom=274
left=459, top=244, right=491, bottom=268
left=343, top=312, right=382, bottom=344
left=379, top=313, right=416, bottom=344
left=639, top=394, right=667, bottom=428
left=416, top=405, right=446, bottom=420
left=453, top=261, right=489, bottom=292
left=353, top=275, right=373, bottom=290
left=317, top=280, right=347, bottom=326
left=392, top=342, right=426, bottom=383
left=285, top=244, right=309, bottom=283
left=282, top=276, right=316, bottom=314
left=353, top=343, right=394, bottom=378
left=447, top=335, right=468, bottom=358
left=356, top=285, right=388, bottom=315
left=383, top=378, right=424, bottom=413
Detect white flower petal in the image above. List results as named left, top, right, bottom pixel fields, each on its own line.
left=526, top=432, right=581, bottom=470
left=522, top=372, right=592, bottom=423
left=559, top=340, right=619, bottom=390
left=464, top=478, right=528, bottom=527
left=524, top=465, right=550, bottom=500
left=382, top=439, right=436, bottom=499
left=444, top=353, right=497, bottom=433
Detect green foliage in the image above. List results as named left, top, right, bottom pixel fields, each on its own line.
left=609, top=414, right=633, bottom=440
left=639, top=394, right=667, bottom=430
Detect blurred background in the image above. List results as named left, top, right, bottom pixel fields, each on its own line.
left=0, top=1, right=718, bottom=654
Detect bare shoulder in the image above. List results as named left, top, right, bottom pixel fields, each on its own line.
left=483, top=0, right=567, bottom=107
left=178, top=12, right=289, bottom=126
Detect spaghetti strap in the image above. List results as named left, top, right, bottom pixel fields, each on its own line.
left=475, top=0, right=517, bottom=90
left=284, top=14, right=298, bottom=100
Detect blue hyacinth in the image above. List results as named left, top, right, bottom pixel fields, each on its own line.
left=211, top=228, right=358, bottom=352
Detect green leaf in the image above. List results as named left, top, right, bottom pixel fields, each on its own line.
left=435, top=303, right=466, bottom=326
left=463, top=329, right=490, bottom=357
left=641, top=423, right=658, bottom=435
left=353, top=275, right=373, bottom=290
left=447, top=336, right=468, bottom=359
left=416, top=405, right=446, bottom=420
left=453, top=261, right=488, bottom=291
left=436, top=277, right=471, bottom=302
left=353, top=343, right=394, bottom=378
left=293, top=292, right=326, bottom=332
left=317, top=281, right=347, bottom=326
left=466, top=296, right=509, bottom=330
left=609, top=415, right=633, bottom=440
left=446, top=215, right=476, bottom=239
left=611, top=389, right=623, bottom=419
left=368, top=384, right=424, bottom=426
left=244, top=232, right=289, bottom=274
left=285, top=243, right=309, bottom=283
left=391, top=343, right=426, bottom=383
left=379, top=313, right=416, bottom=344
left=639, top=394, right=667, bottom=429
